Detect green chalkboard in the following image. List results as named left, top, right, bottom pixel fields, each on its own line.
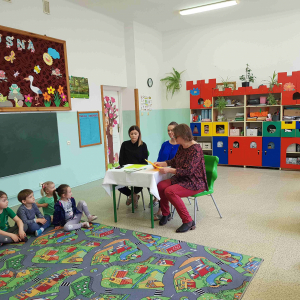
left=0, top=113, right=61, bottom=178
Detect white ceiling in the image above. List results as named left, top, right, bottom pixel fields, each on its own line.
left=66, top=0, right=300, bottom=32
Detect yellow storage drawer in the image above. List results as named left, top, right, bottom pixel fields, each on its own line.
left=282, top=121, right=296, bottom=129
left=213, top=122, right=228, bottom=136
left=201, top=122, right=212, bottom=136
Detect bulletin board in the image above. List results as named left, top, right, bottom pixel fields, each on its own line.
left=77, top=111, right=102, bottom=148
left=0, top=25, right=71, bottom=111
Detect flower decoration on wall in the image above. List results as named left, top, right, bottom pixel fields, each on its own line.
left=57, top=85, right=64, bottom=95
left=203, top=99, right=212, bottom=107
left=104, top=96, right=119, bottom=165
left=47, top=86, right=55, bottom=94
left=24, top=94, right=33, bottom=102
left=60, top=93, right=67, bottom=102
left=190, top=88, right=200, bottom=96
left=43, top=92, right=51, bottom=101
left=283, top=82, right=295, bottom=91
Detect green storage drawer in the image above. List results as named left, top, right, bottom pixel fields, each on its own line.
left=296, top=129, right=300, bottom=137
left=281, top=129, right=296, bottom=137
left=263, top=122, right=281, bottom=137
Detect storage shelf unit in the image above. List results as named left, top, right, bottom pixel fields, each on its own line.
left=187, top=70, right=300, bottom=170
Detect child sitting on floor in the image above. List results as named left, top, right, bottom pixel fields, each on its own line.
left=17, top=189, right=51, bottom=237
left=0, top=190, right=27, bottom=244
left=52, top=184, right=97, bottom=232
left=37, top=181, right=55, bottom=221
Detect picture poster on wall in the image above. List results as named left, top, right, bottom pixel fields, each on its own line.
left=0, top=25, right=71, bottom=111
left=140, top=95, right=152, bottom=115
left=77, top=111, right=102, bottom=148
left=69, top=76, right=89, bottom=99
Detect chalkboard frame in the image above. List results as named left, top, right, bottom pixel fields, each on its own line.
left=0, top=25, right=71, bottom=112
left=77, top=111, right=102, bottom=148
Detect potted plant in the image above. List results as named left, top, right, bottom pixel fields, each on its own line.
left=221, top=76, right=235, bottom=90
left=263, top=71, right=280, bottom=91
left=160, top=68, right=185, bottom=99
left=267, top=93, right=278, bottom=105
left=216, top=96, right=226, bottom=121
left=239, top=64, right=256, bottom=87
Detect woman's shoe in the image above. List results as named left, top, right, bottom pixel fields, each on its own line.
left=176, top=220, right=196, bottom=233
left=126, top=196, right=132, bottom=206
left=154, top=214, right=163, bottom=221
left=159, top=214, right=171, bottom=226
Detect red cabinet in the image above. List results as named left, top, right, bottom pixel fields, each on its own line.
left=228, top=137, right=246, bottom=166
left=280, top=138, right=300, bottom=170
left=244, top=137, right=262, bottom=167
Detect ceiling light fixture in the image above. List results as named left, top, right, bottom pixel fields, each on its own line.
left=179, top=0, right=240, bottom=15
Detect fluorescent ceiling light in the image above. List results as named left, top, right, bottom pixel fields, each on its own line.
left=180, top=0, right=239, bottom=15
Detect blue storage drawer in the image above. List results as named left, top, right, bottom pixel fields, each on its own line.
left=213, top=136, right=228, bottom=164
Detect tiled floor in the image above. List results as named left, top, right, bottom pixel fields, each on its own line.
left=10, top=166, right=300, bottom=299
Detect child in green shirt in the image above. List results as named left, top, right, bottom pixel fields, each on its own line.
left=0, top=191, right=27, bottom=244
left=37, top=181, right=55, bottom=220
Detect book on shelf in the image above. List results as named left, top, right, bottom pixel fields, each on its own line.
left=247, top=117, right=257, bottom=121
left=226, top=104, right=236, bottom=107
left=257, top=117, right=267, bottom=121
left=235, top=118, right=244, bottom=121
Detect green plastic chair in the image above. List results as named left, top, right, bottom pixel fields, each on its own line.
left=172, top=155, right=222, bottom=224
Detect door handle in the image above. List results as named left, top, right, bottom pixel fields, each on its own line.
left=258, top=150, right=260, bottom=155
left=265, top=150, right=267, bottom=155
left=230, top=149, right=232, bottom=154
left=224, top=149, right=226, bottom=153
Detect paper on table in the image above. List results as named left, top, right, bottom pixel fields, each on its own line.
left=124, top=164, right=147, bottom=169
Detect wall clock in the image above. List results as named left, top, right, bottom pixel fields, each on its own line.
left=147, top=78, right=153, bottom=87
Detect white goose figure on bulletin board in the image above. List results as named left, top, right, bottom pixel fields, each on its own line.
left=24, top=75, right=43, bottom=100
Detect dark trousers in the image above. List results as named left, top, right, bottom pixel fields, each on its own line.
left=27, top=215, right=51, bottom=234
left=0, top=224, right=28, bottom=244
left=118, top=186, right=143, bottom=197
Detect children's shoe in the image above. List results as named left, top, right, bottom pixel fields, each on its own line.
left=81, top=222, right=90, bottom=228
left=148, top=199, right=159, bottom=208
left=35, top=228, right=44, bottom=237
left=88, top=215, right=98, bottom=222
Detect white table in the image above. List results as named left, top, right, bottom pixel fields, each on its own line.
left=102, top=165, right=172, bottom=228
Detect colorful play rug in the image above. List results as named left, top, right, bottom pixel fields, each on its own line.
left=0, top=223, right=263, bottom=300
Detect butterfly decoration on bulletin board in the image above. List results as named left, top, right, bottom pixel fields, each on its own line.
left=4, top=50, right=16, bottom=63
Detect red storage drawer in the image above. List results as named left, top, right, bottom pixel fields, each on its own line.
left=228, top=137, right=246, bottom=166
left=244, top=137, right=262, bottom=167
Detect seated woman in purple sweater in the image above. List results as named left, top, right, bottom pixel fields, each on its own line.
left=154, top=124, right=208, bottom=233
left=153, top=122, right=179, bottom=220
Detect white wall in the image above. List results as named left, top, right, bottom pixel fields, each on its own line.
left=162, top=9, right=300, bottom=109
left=133, top=22, right=163, bottom=110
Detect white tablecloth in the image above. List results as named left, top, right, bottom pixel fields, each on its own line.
left=102, top=165, right=172, bottom=200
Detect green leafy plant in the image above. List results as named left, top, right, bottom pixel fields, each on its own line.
left=221, top=77, right=235, bottom=90
left=267, top=93, right=277, bottom=105
left=239, top=63, right=256, bottom=83
left=263, top=71, right=280, bottom=91
left=53, top=91, right=61, bottom=107
left=63, top=102, right=69, bottom=107
left=160, top=68, right=185, bottom=99
left=44, top=100, right=51, bottom=107
left=216, top=96, right=227, bottom=115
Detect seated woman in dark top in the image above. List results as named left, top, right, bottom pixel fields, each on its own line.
left=119, top=125, right=148, bottom=208
left=153, top=121, right=179, bottom=219
left=154, top=124, right=208, bottom=233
